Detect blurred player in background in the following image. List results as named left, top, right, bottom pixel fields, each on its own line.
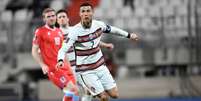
left=56, top=9, right=115, bottom=101
left=31, top=8, right=79, bottom=101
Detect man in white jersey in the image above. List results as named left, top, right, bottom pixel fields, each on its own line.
left=56, top=9, right=115, bottom=101
left=57, top=2, right=138, bottom=101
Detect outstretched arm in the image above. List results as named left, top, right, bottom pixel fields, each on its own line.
left=32, top=44, right=49, bottom=74
left=104, top=25, right=139, bottom=41
left=100, top=41, right=114, bottom=51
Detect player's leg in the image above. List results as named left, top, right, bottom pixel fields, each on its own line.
left=97, top=65, right=119, bottom=98
left=48, top=71, right=78, bottom=101
left=48, top=66, right=79, bottom=101
left=76, top=71, right=108, bottom=101
left=81, top=91, right=92, bottom=101
left=76, top=73, right=93, bottom=101
left=69, top=64, right=92, bottom=101
left=61, top=65, right=79, bottom=101
left=77, top=82, right=92, bottom=101
left=62, top=81, right=79, bottom=101
left=106, top=86, right=118, bottom=98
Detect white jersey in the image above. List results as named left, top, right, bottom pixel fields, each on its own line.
left=58, top=20, right=129, bottom=72
left=60, top=27, right=76, bottom=67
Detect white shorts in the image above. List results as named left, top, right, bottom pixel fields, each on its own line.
left=76, top=65, right=117, bottom=96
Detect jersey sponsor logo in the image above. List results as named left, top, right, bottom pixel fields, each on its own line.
left=54, top=37, right=60, bottom=45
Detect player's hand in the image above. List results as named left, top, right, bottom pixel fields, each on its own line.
left=41, top=64, right=49, bottom=75
left=105, top=43, right=114, bottom=51
left=130, top=33, right=139, bottom=41
left=56, top=60, right=64, bottom=69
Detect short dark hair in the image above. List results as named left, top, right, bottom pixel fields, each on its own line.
left=80, top=2, right=93, bottom=9
left=56, top=9, right=68, bottom=16
left=42, top=8, right=55, bottom=18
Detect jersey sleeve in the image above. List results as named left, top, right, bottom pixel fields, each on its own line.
left=57, top=28, right=77, bottom=61
left=98, top=20, right=111, bottom=33
left=98, top=20, right=129, bottom=38
left=32, top=28, right=42, bottom=45
left=67, top=28, right=78, bottom=41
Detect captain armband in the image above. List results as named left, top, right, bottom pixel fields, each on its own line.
left=103, top=24, right=111, bottom=33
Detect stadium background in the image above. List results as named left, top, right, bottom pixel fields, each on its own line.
left=0, top=0, right=201, bottom=101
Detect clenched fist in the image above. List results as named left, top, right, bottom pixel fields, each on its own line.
left=129, top=33, right=139, bottom=41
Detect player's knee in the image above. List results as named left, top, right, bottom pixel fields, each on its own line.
left=107, top=87, right=119, bottom=98
left=110, top=92, right=119, bottom=99
left=100, top=95, right=108, bottom=101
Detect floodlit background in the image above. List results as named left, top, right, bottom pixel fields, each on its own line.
left=0, top=0, right=201, bottom=101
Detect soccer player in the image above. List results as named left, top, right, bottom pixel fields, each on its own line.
left=56, top=9, right=114, bottom=101
left=31, top=8, right=79, bottom=101
left=57, top=2, right=138, bottom=101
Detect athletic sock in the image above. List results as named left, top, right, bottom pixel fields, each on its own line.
left=64, top=91, right=80, bottom=101
left=63, top=96, right=73, bottom=101
left=73, top=95, right=80, bottom=101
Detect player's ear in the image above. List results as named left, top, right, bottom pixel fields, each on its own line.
left=66, top=17, right=69, bottom=22
left=79, top=11, right=81, bottom=17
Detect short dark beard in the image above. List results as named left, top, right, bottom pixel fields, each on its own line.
left=82, top=20, right=92, bottom=29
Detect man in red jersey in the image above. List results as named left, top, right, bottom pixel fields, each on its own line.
left=31, top=8, right=79, bottom=101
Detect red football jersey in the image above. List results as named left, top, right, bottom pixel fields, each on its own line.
left=33, top=25, right=64, bottom=72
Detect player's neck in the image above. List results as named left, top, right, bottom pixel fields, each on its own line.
left=46, top=24, right=55, bottom=29
left=81, top=20, right=92, bottom=29
left=61, top=24, right=69, bottom=29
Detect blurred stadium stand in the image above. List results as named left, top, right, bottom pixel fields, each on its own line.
left=0, top=0, right=201, bottom=100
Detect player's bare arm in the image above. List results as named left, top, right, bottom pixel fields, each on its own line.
left=31, top=44, right=49, bottom=74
